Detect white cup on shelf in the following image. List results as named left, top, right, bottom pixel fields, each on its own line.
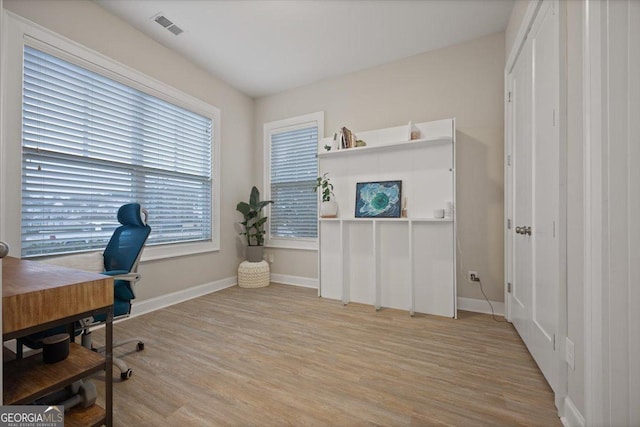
left=433, top=208, right=445, bottom=219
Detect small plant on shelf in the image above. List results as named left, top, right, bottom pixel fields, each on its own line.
left=314, top=173, right=334, bottom=202
left=314, top=173, right=338, bottom=218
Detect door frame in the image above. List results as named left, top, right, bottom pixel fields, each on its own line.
left=583, top=1, right=640, bottom=424
left=0, top=0, right=5, bottom=404
left=504, top=0, right=568, bottom=413
left=582, top=3, right=603, bottom=423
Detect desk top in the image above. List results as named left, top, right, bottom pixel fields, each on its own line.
left=3, top=256, right=113, bottom=336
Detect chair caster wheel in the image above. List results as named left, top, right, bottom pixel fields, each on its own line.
left=121, top=369, right=133, bottom=380
left=136, top=342, right=144, bottom=351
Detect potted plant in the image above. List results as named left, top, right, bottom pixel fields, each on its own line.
left=236, top=186, right=273, bottom=262
left=314, top=173, right=338, bottom=218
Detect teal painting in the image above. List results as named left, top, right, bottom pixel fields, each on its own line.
left=355, top=181, right=402, bottom=218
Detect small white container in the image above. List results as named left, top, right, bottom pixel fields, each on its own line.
left=433, top=208, right=445, bottom=218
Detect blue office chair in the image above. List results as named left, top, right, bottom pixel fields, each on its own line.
left=19, top=203, right=151, bottom=380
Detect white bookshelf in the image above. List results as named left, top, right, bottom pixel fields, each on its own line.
left=318, top=118, right=457, bottom=318
left=318, top=136, right=452, bottom=158
left=319, top=218, right=453, bottom=223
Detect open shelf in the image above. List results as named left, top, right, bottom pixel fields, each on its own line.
left=318, top=135, right=452, bottom=158
left=319, top=217, right=453, bottom=222
left=3, top=343, right=105, bottom=405
left=318, top=118, right=456, bottom=318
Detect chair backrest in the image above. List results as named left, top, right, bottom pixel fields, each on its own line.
left=103, top=203, right=151, bottom=274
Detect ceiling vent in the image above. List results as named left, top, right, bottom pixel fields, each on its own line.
left=153, top=13, right=184, bottom=36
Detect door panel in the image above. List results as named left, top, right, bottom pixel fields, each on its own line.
left=529, top=0, right=559, bottom=391
left=510, top=38, right=532, bottom=344
left=507, top=0, right=559, bottom=394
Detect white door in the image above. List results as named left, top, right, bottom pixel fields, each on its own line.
left=510, top=39, right=532, bottom=345
left=528, top=0, right=559, bottom=392
left=508, top=0, right=559, bottom=393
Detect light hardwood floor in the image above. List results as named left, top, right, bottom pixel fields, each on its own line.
left=93, top=284, right=561, bottom=426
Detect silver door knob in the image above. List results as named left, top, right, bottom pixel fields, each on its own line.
left=515, top=226, right=523, bottom=234
left=524, top=226, right=532, bottom=236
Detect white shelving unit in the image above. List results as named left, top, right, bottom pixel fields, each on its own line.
left=318, top=136, right=451, bottom=158
left=318, top=118, right=456, bottom=318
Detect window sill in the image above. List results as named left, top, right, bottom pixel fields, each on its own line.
left=265, top=238, right=318, bottom=251
left=141, top=240, right=220, bottom=262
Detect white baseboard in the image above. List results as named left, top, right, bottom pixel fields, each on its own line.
left=270, top=273, right=318, bottom=289
left=128, top=277, right=503, bottom=320
left=130, top=276, right=237, bottom=318
left=267, top=278, right=502, bottom=315
left=560, top=396, right=585, bottom=427
left=457, top=296, right=504, bottom=316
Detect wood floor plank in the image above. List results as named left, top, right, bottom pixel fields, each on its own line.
left=91, top=284, right=560, bottom=426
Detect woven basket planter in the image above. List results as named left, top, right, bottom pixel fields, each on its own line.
left=238, top=260, right=270, bottom=288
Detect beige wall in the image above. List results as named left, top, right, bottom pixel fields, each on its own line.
left=256, top=32, right=506, bottom=302
left=2, top=0, right=254, bottom=300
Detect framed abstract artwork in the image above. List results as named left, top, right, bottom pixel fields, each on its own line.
left=355, top=180, right=402, bottom=218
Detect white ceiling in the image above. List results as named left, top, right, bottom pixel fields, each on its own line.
left=95, top=0, right=514, bottom=98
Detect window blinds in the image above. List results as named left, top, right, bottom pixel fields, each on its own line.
left=269, top=126, right=318, bottom=239
left=21, top=46, right=213, bottom=257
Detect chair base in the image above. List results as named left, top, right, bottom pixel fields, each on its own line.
left=83, top=332, right=145, bottom=381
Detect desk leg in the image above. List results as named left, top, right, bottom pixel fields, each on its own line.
left=65, top=323, right=75, bottom=343
left=16, top=338, right=23, bottom=359
left=105, top=308, right=113, bottom=427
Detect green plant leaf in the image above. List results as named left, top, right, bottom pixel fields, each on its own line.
left=258, top=200, right=273, bottom=210
left=249, top=186, right=260, bottom=210
left=236, top=202, right=250, bottom=216
left=254, top=217, right=268, bottom=228
left=237, top=186, right=274, bottom=248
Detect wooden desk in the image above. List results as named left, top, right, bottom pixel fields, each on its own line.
left=2, top=256, right=114, bottom=426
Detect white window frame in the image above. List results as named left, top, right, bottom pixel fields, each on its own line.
left=1, top=12, right=221, bottom=261
left=263, top=112, right=323, bottom=251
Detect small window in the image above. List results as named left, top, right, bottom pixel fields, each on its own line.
left=264, top=113, right=323, bottom=250
left=21, top=46, right=214, bottom=257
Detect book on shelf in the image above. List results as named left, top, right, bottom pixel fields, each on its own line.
left=332, top=131, right=341, bottom=150
left=340, top=126, right=356, bottom=149
left=330, top=126, right=357, bottom=151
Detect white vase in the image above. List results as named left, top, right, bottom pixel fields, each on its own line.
left=320, top=200, right=338, bottom=218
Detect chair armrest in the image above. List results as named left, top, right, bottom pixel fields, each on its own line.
left=102, top=270, right=141, bottom=283
left=102, top=270, right=129, bottom=276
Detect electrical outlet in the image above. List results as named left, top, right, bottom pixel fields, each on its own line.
left=468, top=271, right=479, bottom=283
left=268, top=254, right=275, bottom=263
left=566, top=337, right=575, bottom=370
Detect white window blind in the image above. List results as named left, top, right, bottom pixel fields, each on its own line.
left=21, top=46, right=213, bottom=257
left=269, top=125, right=318, bottom=239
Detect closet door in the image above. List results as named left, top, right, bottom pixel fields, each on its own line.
left=510, top=38, right=532, bottom=347
left=528, top=0, right=560, bottom=393
left=507, top=0, right=560, bottom=393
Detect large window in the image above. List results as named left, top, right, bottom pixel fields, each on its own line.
left=264, top=112, right=323, bottom=249
left=21, top=46, right=214, bottom=257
